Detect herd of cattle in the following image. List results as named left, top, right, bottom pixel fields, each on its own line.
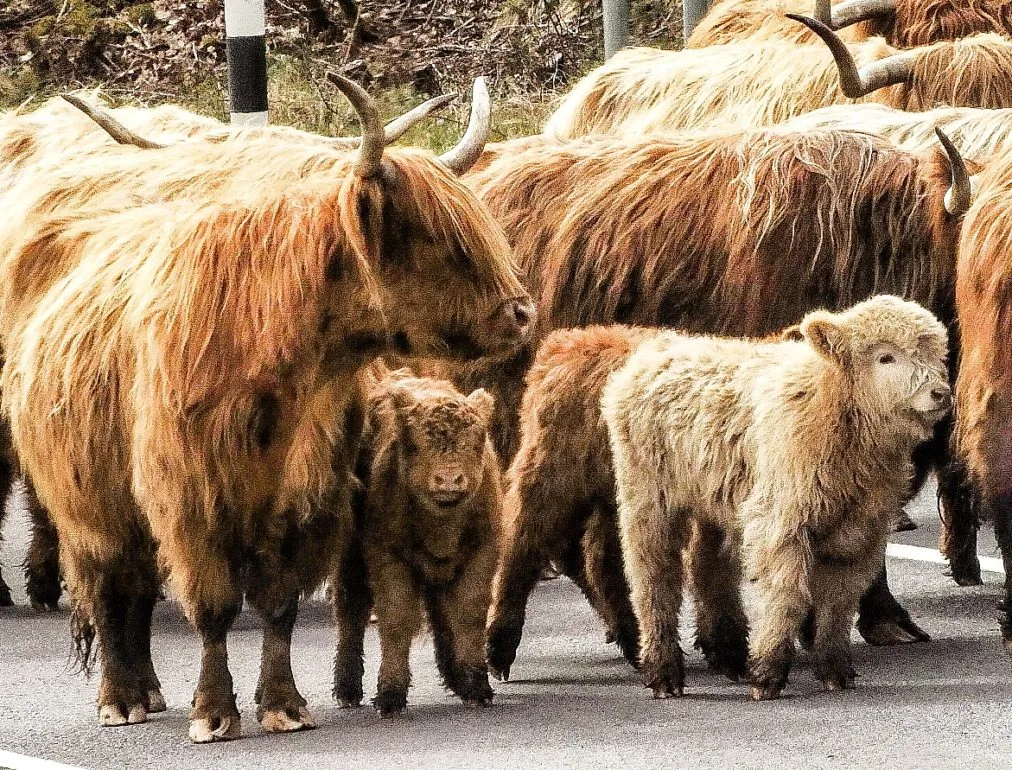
left=1, top=0, right=1012, bottom=745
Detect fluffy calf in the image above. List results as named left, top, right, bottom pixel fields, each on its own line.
left=602, top=296, right=950, bottom=699
left=543, top=26, right=1012, bottom=139
left=332, top=369, right=501, bottom=715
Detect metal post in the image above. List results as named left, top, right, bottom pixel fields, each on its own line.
left=603, top=0, right=630, bottom=60
left=224, top=0, right=268, bottom=125
left=683, top=0, right=713, bottom=38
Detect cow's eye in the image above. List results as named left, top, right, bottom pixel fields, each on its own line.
left=878, top=353, right=895, bottom=365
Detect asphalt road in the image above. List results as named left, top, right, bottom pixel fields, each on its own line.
left=1, top=480, right=1011, bottom=770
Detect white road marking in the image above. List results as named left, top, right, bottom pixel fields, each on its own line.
left=887, top=542, right=1005, bottom=574
left=0, top=751, right=87, bottom=770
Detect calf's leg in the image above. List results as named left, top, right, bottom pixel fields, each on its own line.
left=370, top=556, right=422, bottom=717
left=855, top=561, right=930, bottom=646
left=24, top=480, right=62, bottom=611
left=332, top=535, right=372, bottom=708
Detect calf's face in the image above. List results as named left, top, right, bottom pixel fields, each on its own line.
left=392, top=385, right=495, bottom=509
left=800, top=295, right=951, bottom=442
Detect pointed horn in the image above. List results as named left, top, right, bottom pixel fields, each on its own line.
left=61, top=94, right=166, bottom=150
left=328, top=92, right=459, bottom=148
left=438, top=77, right=491, bottom=176
left=935, top=127, right=973, bottom=217
left=829, top=0, right=898, bottom=29
left=325, top=72, right=384, bottom=178
left=787, top=14, right=915, bottom=97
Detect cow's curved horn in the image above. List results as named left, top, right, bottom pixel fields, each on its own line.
left=326, top=72, right=384, bottom=178
left=438, top=77, right=491, bottom=176
left=813, top=0, right=832, bottom=25
left=935, top=128, right=973, bottom=216
left=329, top=92, right=459, bottom=148
left=828, top=0, right=899, bottom=29
left=787, top=14, right=916, bottom=97
left=61, top=94, right=166, bottom=149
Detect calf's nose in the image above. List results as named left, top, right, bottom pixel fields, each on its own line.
left=932, top=385, right=952, bottom=409
left=433, top=470, right=466, bottom=491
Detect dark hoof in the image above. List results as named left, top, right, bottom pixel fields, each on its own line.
left=696, top=617, right=749, bottom=681
left=643, top=658, right=684, bottom=699
left=892, top=511, right=918, bottom=532
left=25, top=574, right=62, bottom=610
left=0, top=583, right=12, bottom=607
left=373, top=689, right=407, bottom=718
left=750, top=684, right=784, bottom=701
left=815, top=656, right=857, bottom=691
left=615, top=625, right=641, bottom=670
left=945, top=559, right=983, bottom=587
left=455, top=667, right=494, bottom=706
left=857, top=614, right=930, bottom=646
left=486, top=622, right=522, bottom=682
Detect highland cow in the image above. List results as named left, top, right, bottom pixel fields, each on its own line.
left=543, top=21, right=1012, bottom=139
left=602, top=296, right=951, bottom=699
left=950, top=145, right=1012, bottom=650
left=468, top=127, right=971, bottom=677
left=687, top=0, right=1012, bottom=48
left=332, top=368, right=502, bottom=715
left=0, top=77, right=530, bottom=742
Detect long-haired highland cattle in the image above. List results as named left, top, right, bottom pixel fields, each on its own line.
left=951, top=147, right=1012, bottom=651
left=687, top=0, right=1012, bottom=48
left=0, top=78, right=530, bottom=742
left=332, top=368, right=501, bottom=715
left=468, top=126, right=971, bottom=676
left=602, top=296, right=951, bottom=699
left=543, top=18, right=1012, bottom=139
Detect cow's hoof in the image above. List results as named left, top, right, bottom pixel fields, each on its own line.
left=29, top=600, right=60, bottom=612
left=486, top=622, right=521, bottom=683
left=857, top=615, right=930, bottom=646
left=189, top=714, right=241, bottom=743
left=147, top=689, right=167, bottom=713
left=0, top=584, right=13, bottom=607
left=892, top=511, right=918, bottom=532
left=337, top=697, right=361, bottom=709
left=99, top=703, right=147, bottom=726
left=750, top=684, right=783, bottom=701
left=373, top=690, right=407, bottom=718
left=946, top=563, right=984, bottom=587
left=260, top=706, right=317, bottom=733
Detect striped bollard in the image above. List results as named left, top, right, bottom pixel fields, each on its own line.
left=224, top=0, right=268, bottom=125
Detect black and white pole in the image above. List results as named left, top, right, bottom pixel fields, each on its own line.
left=225, top=0, right=268, bottom=125
left=603, top=0, right=630, bottom=59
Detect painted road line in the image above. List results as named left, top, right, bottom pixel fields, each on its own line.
left=0, top=751, right=86, bottom=770
left=886, top=542, right=1005, bottom=574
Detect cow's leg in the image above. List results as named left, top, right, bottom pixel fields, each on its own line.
left=249, top=592, right=315, bottom=733
left=938, top=459, right=983, bottom=586
left=689, top=520, right=748, bottom=681
left=856, top=560, right=930, bottom=645
left=433, top=540, right=498, bottom=706
left=89, top=554, right=156, bottom=727
left=992, top=503, right=1012, bottom=656
left=0, top=452, right=15, bottom=607
left=189, top=595, right=242, bottom=743
left=24, top=480, right=62, bottom=611
left=126, top=546, right=164, bottom=714
left=370, top=556, right=422, bottom=717
left=332, top=535, right=372, bottom=708
left=487, top=461, right=587, bottom=682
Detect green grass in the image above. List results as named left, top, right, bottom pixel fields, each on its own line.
left=1, top=52, right=558, bottom=148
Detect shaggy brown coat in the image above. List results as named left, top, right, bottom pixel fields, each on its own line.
left=951, top=147, right=1012, bottom=650
left=602, top=297, right=950, bottom=699
left=469, top=128, right=963, bottom=677
left=332, top=368, right=501, bottom=715
left=0, top=92, right=529, bottom=743
left=687, top=0, right=1012, bottom=48
left=543, top=35, right=1012, bottom=139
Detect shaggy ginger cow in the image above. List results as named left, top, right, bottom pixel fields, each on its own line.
left=602, top=296, right=950, bottom=699
left=687, top=0, right=1012, bottom=48
left=0, top=78, right=530, bottom=742
left=332, top=369, right=501, bottom=715
left=467, top=127, right=971, bottom=679
left=543, top=20, right=1012, bottom=139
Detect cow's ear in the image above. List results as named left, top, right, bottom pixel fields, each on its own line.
left=388, top=384, right=418, bottom=414
left=800, top=311, right=850, bottom=366
left=466, top=388, right=495, bottom=424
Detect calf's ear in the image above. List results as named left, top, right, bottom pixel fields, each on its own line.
left=466, top=388, right=495, bottom=423
left=800, top=311, right=850, bottom=366
left=779, top=323, right=804, bottom=342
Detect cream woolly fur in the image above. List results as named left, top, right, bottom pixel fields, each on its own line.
left=601, top=295, right=949, bottom=699
left=543, top=35, right=1012, bottom=139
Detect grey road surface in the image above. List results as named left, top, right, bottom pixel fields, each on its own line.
left=1, top=481, right=1011, bottom=770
